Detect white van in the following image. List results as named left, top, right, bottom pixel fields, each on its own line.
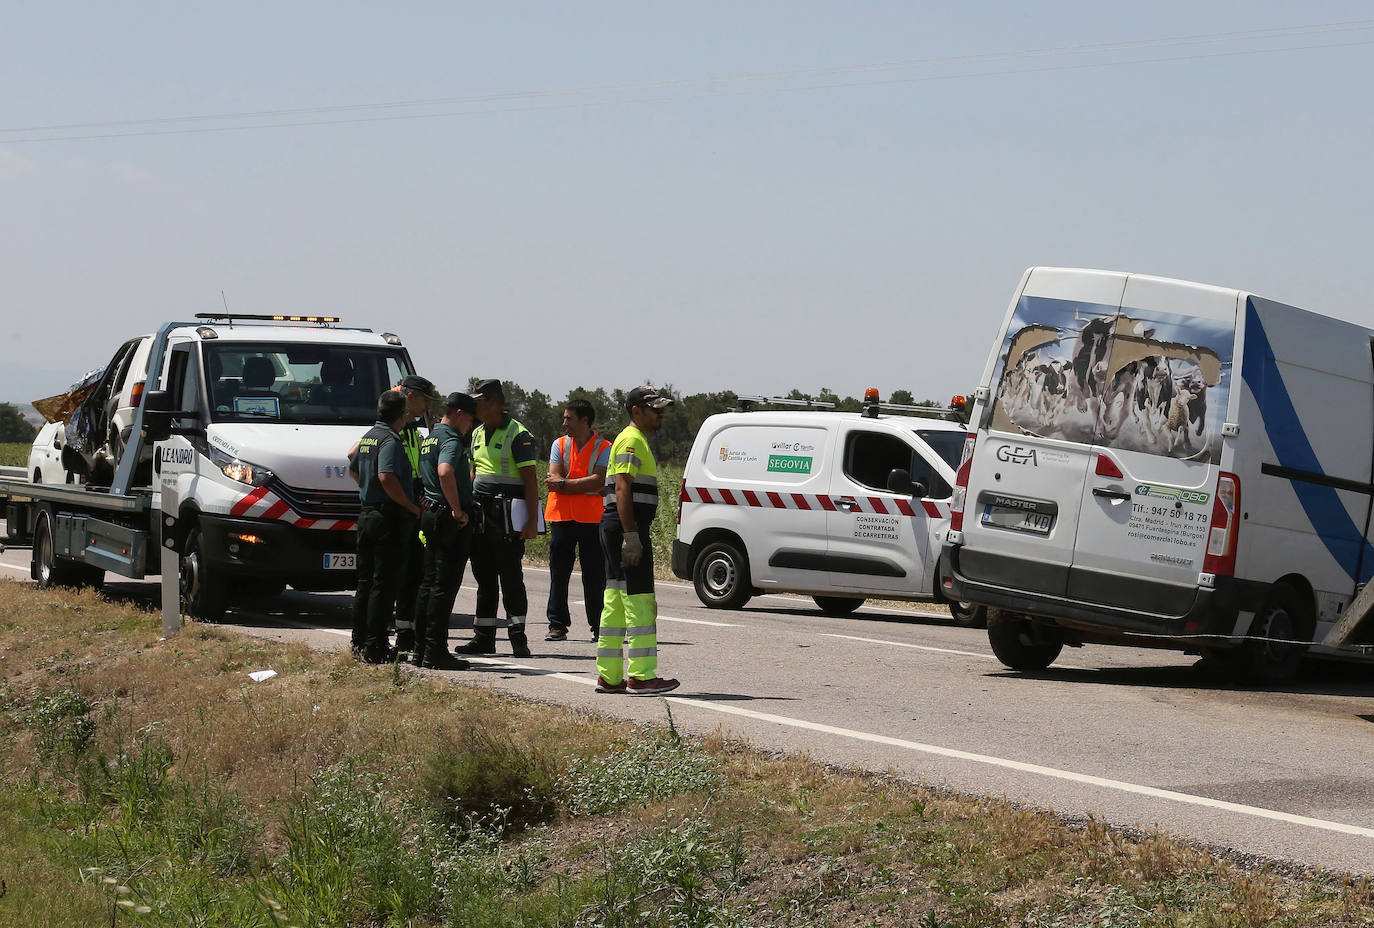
left=941, top=267, right=1374, bottom=681
left=673, top=401, right=979, bottom=621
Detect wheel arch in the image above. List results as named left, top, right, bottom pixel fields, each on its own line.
left=1269, top=573, right=1316, bottom=640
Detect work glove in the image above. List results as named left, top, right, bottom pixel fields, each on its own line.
left=622, top=532, right=644, bottom=567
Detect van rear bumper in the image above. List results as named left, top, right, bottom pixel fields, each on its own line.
left=199, top=513, right=358, bottom=592
left=940, top=543, right=1265, bottom=639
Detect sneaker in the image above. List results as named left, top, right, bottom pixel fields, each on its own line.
left=421, top=651, right=470, bottom=671
left=544, top=626, right=568, bottom=642
left=594, top=676, right=626, bottom=694
left=626, top=677, right=680, bottom=697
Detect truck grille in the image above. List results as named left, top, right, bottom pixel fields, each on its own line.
left=266, top=479, right=360, bottom=519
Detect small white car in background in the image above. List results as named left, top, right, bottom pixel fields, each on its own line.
left=27, top=421, right=72, bottom=484
left=673, top=399, right=984, bottom=624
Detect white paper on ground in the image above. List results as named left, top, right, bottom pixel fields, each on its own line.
left=248, top=669, right=277, bottom=683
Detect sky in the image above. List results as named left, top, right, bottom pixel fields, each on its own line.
left=3, top=2, right=1373, bottom=408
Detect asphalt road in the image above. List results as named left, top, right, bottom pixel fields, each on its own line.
left=3, top=540, right=1374, bottom=875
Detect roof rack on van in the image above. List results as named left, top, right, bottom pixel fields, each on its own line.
left=736, top=395, right=836, bottom=412
left=861, top=388, right=967, bottom=421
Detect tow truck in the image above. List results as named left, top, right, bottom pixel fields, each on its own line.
left=0, top=314, right=418, bottom=633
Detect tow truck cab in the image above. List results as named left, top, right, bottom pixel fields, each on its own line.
left=144, top=316, right=416, bottom=615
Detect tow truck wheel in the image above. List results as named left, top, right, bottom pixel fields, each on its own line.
left=986, top=609, right=1063, bottom=671
left=693, top=540, right=752, bottom=609
left=1232, top=586, right=1307, bottom=685
left=948, top=600, right=988, bottom=629
left=813, top=596, right=864, bottom=616
left=180, top=522, right=228, bottom=621
left=31, top=509, right=101, bottom=589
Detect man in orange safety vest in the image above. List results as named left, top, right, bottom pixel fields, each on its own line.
left=543, top=399, right=612, bottom=641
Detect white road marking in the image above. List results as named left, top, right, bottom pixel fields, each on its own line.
left=821, top=632, right=995, bottom=660
left=0, top=562, right=29, bottom=575
left=659, top=614, right=745, bottom=628
left=281, top=617, right=1374, bottom=841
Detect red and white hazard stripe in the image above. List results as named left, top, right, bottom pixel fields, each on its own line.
left=229, top=486, right=357, bottom=531
left=682, top=486, right=947, bottom=519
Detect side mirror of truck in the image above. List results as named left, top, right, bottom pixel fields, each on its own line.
left=141, top=391, right=197, bottom=441
left=886, top=468, right=926, bottom=499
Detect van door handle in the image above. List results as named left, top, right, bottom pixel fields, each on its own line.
left=1092, top=487, right=1132, bottom=501
left=834, top=497, right=858, bottom=511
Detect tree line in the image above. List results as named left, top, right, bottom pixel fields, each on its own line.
left=469, top=382, right=968, bottom=465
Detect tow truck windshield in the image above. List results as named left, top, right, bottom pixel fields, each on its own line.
left=205, top=342, right=411, bottom=425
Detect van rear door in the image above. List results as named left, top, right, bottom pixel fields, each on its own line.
left=1067, top=276, right=1238, bottom=613
left=961, top=269, right=1128, bottom=597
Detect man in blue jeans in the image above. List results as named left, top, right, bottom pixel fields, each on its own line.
left=543, top=399, right=611, bottom=641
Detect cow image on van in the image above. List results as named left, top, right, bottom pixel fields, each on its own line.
left=942, top=267, right=1374, bottom=683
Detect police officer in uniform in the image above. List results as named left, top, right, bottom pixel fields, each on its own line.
left=349, top=390, right=422, bottom=663
left=412, top=391, right=477, bottom=670
left=456, top=379, right=540, bottom=658
left=392, top=374, right=440, bottom=656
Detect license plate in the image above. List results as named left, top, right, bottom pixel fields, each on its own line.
left=982, top=504, right=1053, bottom=535
left=323, top=553, right=356, bottom=570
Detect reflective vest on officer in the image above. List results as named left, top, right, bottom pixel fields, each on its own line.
left=545, top=432, right=611, bottom=523
left=471, top=415, right=536, bottom=498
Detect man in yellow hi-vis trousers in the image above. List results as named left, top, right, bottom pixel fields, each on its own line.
left=596, top=386, right=680, bottom=696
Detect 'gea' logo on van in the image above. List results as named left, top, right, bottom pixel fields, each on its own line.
left=995, top=444, right=1038, bottom=466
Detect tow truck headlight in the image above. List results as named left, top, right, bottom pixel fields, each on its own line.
left=209, top=446, right=274, bottom=487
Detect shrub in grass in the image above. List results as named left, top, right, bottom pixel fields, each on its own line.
left=561, top=723, right=718, bottom=817
left=24, top=688, right=97, bottom=775
left=421, top=723, right=560, bottom=831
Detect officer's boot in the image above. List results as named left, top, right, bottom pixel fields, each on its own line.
left=508, top=625, right=532, bottom=659
left=454, top=627, right=497, bottom=655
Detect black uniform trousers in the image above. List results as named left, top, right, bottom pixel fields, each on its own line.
left=545, top=519, right=605, bottom=632
left=469, top=495, right=528, bottom=628
left=352, top=502, right=414, bottom=652
left=413, top=503, right=474, bottom=658
left=393, top=503, right=424, bottom=636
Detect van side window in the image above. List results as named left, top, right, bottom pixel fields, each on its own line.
left=844, top=431, right=950, bottom=498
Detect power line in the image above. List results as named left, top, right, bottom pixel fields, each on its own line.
left=2, top=22, right=1370, bottom=144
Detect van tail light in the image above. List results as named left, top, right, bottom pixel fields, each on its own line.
left=1094, top=454, right=1124, bottom=479
left=949, top=434, right=976, bottom=532
left=677, top=483, right=689, bottom=525
left=130, top=380, right=146, bottom=408
left=1203, top=472, right=1241, bottom=576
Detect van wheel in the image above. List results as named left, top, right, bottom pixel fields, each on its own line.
left=987, top=609, right=1063, bottom=671
left=31, top=509, right=103, bottom=590
left=948, top=600, right=988, bottom=629
left=1232, top=586, right=1307, bottom=684
left=693, top=541, right=752, bottom=609
left=813, top=596, right=864, bottom=616
left=180, top=522, right=228, bottom=621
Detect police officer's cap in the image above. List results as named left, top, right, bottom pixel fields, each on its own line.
left=446, top=391, right=477, bottom=414
left=472, top=378, right=504, bottom=399
left=625, top=385, right=674, bottom=411
left=399, top=374, right=440, bottom=400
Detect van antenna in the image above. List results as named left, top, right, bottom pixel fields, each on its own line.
left=220, top=290, right=232, bottom=326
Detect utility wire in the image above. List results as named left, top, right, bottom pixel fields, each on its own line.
left=2, top=24, right=1370, bottom=144
left=1, top=18, right=1369, bottom=136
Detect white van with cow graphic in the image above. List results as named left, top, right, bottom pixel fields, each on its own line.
left=672, top=397, right=975, bottom=621
left=941, top=267, right=1374, bottom=681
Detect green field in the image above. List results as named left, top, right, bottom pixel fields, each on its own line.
left=0, top=443, right=27, bottom=468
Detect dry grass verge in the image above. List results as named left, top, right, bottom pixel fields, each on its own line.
left=1, top=578, right=1371, bottom=927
